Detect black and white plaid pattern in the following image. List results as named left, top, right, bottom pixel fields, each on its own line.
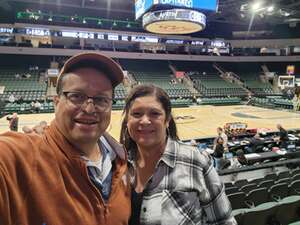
left=135, top=139, right=237, bottom=225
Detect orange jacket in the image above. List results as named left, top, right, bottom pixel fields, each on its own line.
left=0, top=121, right=131, bottom=225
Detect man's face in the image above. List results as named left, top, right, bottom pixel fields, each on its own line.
left=54, top=67, right=113, bottom=146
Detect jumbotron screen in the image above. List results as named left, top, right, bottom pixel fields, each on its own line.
left=135, top=0, right=218, bottom=19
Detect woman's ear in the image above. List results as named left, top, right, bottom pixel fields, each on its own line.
left=165, top=116, right=171, bottom=128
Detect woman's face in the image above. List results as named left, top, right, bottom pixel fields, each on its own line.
left=127, top=95, right=169, bottom=150
left=217, top=138, right=223, bottom=144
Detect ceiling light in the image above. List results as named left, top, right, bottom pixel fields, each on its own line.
left=252, top=2, right=261, bottom=12
left=280, top=9, right=291, bottom=17
left=267, top=5, right=274, bottom=12
left=240, top=4, right=248, bottom=12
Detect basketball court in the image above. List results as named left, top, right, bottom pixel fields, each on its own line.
left=0, top=105, right=299, bottom=140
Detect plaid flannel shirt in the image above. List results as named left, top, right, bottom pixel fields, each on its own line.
left=131, top=138, right=237, bottom=225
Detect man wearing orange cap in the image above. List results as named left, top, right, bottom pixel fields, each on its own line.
left=0, top=52, right=131, bottom=225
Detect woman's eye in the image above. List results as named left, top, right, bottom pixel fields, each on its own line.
left=131, top=112, right=142, bottom=117
left=151, top=111, right=162, bottom=117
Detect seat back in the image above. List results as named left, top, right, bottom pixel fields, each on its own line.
left=225, top=186, right=239, bottom=195
left=234, top=179, right=248, bottom=188
left=269, top=183, right=289, bottom=201
left=249, top=177, right=264, bottom=185
left=292, top=174, right=300, bottom=182
left=224, top=182, right=235, bottom=189
left=291, top=168, right=300, bottom=177
left=239, top=183, right=258, bottom=194
left=277, top=171, right=291, bottom=180
left=242, top=202, right=279, bottom=225
left=276, top=196, right=300, bottom=225
left=264, top=173, right=277, bottom=181
left=276, top=178, right=291, bottom=184
left=259, top=180, right=274, bottom=190
left=289, top=180, right=300, bottom=196
left=246, top=188, right=269, bottom=207
left=227, top=192, right=247, bottom=210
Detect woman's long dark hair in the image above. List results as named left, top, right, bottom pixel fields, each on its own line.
left=120, top=84, right=178, bottom=156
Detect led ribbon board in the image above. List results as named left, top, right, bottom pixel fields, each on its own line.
left=143, top=9, right=206, bottom=34
left=155, top=0, right=218, bottom=11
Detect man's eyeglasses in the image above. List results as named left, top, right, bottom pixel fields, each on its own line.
left=62, top=91, right=112, bottom=111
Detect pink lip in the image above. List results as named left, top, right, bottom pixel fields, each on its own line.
left=137, top=130, right=153, bottom=134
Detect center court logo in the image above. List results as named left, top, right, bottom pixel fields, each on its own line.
left=174, top=115, right=197, bottom=124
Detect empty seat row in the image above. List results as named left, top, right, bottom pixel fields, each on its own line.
left=228, top=180, right=300, bottom=210
left=225, top=169, right=300, bottom=190
left=233, top=195, right=300, bottom=225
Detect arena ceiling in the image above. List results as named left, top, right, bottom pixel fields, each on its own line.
left=0, top=0, right=300, bottom=38
left=3, top=0, right=300, bottom=25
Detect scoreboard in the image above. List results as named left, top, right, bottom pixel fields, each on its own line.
left=135, top=0, right=218, bottom=19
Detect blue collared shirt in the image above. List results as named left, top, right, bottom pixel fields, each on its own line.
left=82, top=136, right=116, bottom=202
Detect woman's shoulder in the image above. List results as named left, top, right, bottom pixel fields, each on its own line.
left=175, top=140, right=212, bottom=168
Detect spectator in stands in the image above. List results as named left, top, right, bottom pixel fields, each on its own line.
left=8, top=94, right=15, bottom=103
left=30, top=101, right=35, bottom=112
left=244, top=133, right=264, bottom=153
left=292, top=94, right=299, bottom=111
left=276, top=124, right=289, bottom=149
left=0, top=52, right=131, bottom=225
left=120, top=84, right=236, bottom=225
left=25, top=73, right=31, bottom=79
left=7, top=112, right=19, bottom=132
left=246, top=93, right=252, bottom=105
left=213, top=137, right=225, bottom=170
left=214, top=127, right=228, bottom=152
left=229, top=149, right=248, bottom=168
left=34, top=100, right=42, bottom=113
left=16, top=96, right=24, bottom=104
left=236, top=149, right=248, bottom=166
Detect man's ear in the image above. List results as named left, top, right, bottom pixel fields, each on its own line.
left=53, top=95, right=60, bottom=109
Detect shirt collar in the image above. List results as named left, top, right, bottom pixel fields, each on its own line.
left=160, top=138, right=177, bottom=169
left=81, top=136, right=117, bottom=164
left=128, top=138, right=178, bottom=169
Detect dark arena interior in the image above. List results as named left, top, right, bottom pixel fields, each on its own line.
left=1, top=0, right=300, bottom=224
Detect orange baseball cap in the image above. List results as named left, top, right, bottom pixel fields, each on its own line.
left=58, top=52, right=124, bottom=88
